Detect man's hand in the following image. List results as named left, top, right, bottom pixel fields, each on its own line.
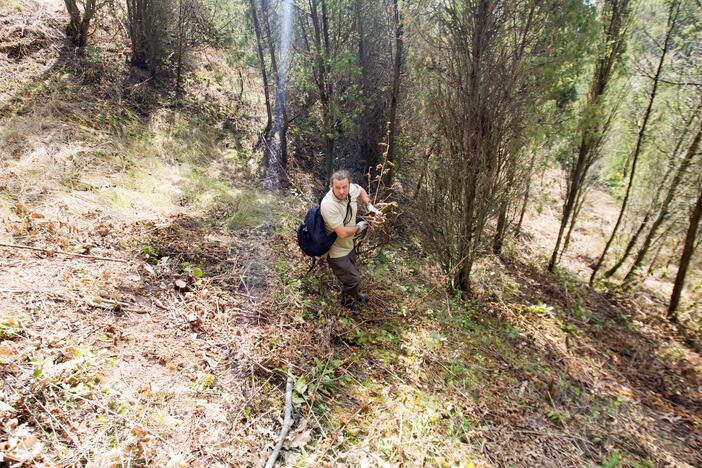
left=357, top=221, right=369, bottom=232
left=367, top=203, right=380, bottom=215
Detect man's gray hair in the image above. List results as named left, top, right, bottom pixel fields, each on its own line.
left=330, top=169, right=351, bottom=185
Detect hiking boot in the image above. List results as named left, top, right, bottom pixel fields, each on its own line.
left=341, top=295, right=356, bottom=309
left=356, top=293, right=369, bottom=304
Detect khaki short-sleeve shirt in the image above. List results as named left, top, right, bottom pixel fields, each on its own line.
left=320, top=183, right=361, bottom=258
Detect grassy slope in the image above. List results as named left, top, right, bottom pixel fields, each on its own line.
left=1, top=1, right=700, bottom=467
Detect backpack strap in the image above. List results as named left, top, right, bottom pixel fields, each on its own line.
left=306, top=257, right=318, bottom=274
left=343, top=193, right=352, bottom=225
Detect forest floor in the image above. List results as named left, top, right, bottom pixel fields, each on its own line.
left=1, top=0, right=701, bottom=466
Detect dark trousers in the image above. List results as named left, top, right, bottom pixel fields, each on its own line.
left=327, top=249, right=361, bottom=306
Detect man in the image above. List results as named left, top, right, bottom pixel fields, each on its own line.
left=321, top=170, right=380, bottom=308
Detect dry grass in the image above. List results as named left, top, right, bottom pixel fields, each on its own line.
left=1, top=0, right=700, bottom=466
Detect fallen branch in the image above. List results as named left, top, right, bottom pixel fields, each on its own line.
left=0, top=288, right=147, bottom=313
left=0, top=242, right=128, bottom=263
left=265, top=374, right=295, bottom=468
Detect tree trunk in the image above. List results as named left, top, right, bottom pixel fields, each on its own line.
left=603, top=211, right=649, bottom=278
left=174, top=0, right=186, bottom=103
left=608, top=99, right=702, bottom=279
left=549, top=134, right=588, bottom=270
left=493, top=200, right=508, bottom=255
left=261, top=0, right=279, bottom=76
left=310, top=0, right=334, bottom=179
left=560, top=181, right=588, bottom=261
left=590, top=0, right=680, bottom=285
left=384, top=0, right=403, bottom=186
left=78, top=0, right=96, bottom=45
left=548, top=0, right=632, bottom=272
left=261, top=0, right=279, bottom=172
left=413, top=145, right=434, bottom=200
left=64, top=0, right=81, bottom=41
left=249, top=0, right=273, bottom=140
left=515, top=151, right=537, bottom=238
left=668, top=182, right=702, bottom=319
left=621, top=103, right=702, bottom=283
left=64, top=0, right=95, bottom=46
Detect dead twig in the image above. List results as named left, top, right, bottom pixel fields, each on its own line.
left=0, top=242, right=128, bottom=263
left=265, top=373, right=295, bottom=468
left=4, top=288, right=147, bottom=314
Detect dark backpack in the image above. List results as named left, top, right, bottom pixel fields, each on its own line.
left=297, top=194, right=351, bottom=257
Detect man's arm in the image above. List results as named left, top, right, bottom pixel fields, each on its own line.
left=333, top=223, right=366, bottom=239
left=359, top=187, right=371, bottom=207
left=358, top=187, right=379, bottom=214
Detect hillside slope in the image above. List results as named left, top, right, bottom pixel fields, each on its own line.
left=1, top=1, right=700, bottom=466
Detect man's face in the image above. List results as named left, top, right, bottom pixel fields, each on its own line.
left=331, top=178, right=350, bottom=200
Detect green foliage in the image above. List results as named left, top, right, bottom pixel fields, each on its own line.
left=545, top=407, right=571, bottom=427
left=505, top=324, right=522, bottom=339
left=526, top=303, right=555, bottom=315
left=138, top=242, right=160, bottom=264
left=60, top=381, right=92, bottom=406
left=31, top=347, right=106, bottom=403
left=181, top=261, right=204, bottom=279
left=193, top=373, right=217, bottom=392
left=601, top=450, right=622, bottom=468
left=293, top=357, right=348, bottom=405
left=0, top=317, right=25, bottom=340
left=225, top=190, right=271, bottom=231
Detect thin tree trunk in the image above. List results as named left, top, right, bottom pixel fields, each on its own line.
left=548, top=0, right=632, bottom=272
left=590, top=0, right=679, bottom=286
left=560, top=181, right=588, bottom=261
left=261, top=0, right=279, bottom=78
left=320, top=0, right=335, bottom=178
left=413, top=145, right=434, bottom=200
left=384, top=0, right=403, bottom=186
left=621, top=104, right=702, bottom=283
left=309, top=0, right=334, bottom=179
left=550, top=140, right=586, bottom=270
left=355, top=0, right=370, bottom=172
left=175, top=0, right=185, bottom=103
left=604, top=212, right=649, bottom=278
left=516, top=182, right=530, bottom=238
left=79, top=0, right=96, bottom=45
left=457, top=171, right=478, bottom=293
left=249, top=0, right=273, bottom=139
left=607, top=99, right=702, bottom=279
left=456, top=0, right=489, bottom=294
left=493, top=200, right=508, bottom=255
left=261, top=0, right=280, bottom=174
left=668, top=182, right=702, bottom=319
left=641, top=220, right=676, bottom=280
left=645, top=232, right=667, bottom=277
left=516, top=151, right=537, bottom=238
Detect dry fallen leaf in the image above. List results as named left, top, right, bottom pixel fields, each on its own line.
left=87, top=447, right=125, bottom=468
left=131, top=425, right=146, bottom=438
left=0, top=400, right=15, bottom=417
left=0, top=342, right=17, bottom=363
left=287, top=429, right=312, bottom=449
left=3, top=427, right=43, bottom=464
left=284, top=419, right=312, bottom=450
left=166, top=452, right=188, bottom=468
